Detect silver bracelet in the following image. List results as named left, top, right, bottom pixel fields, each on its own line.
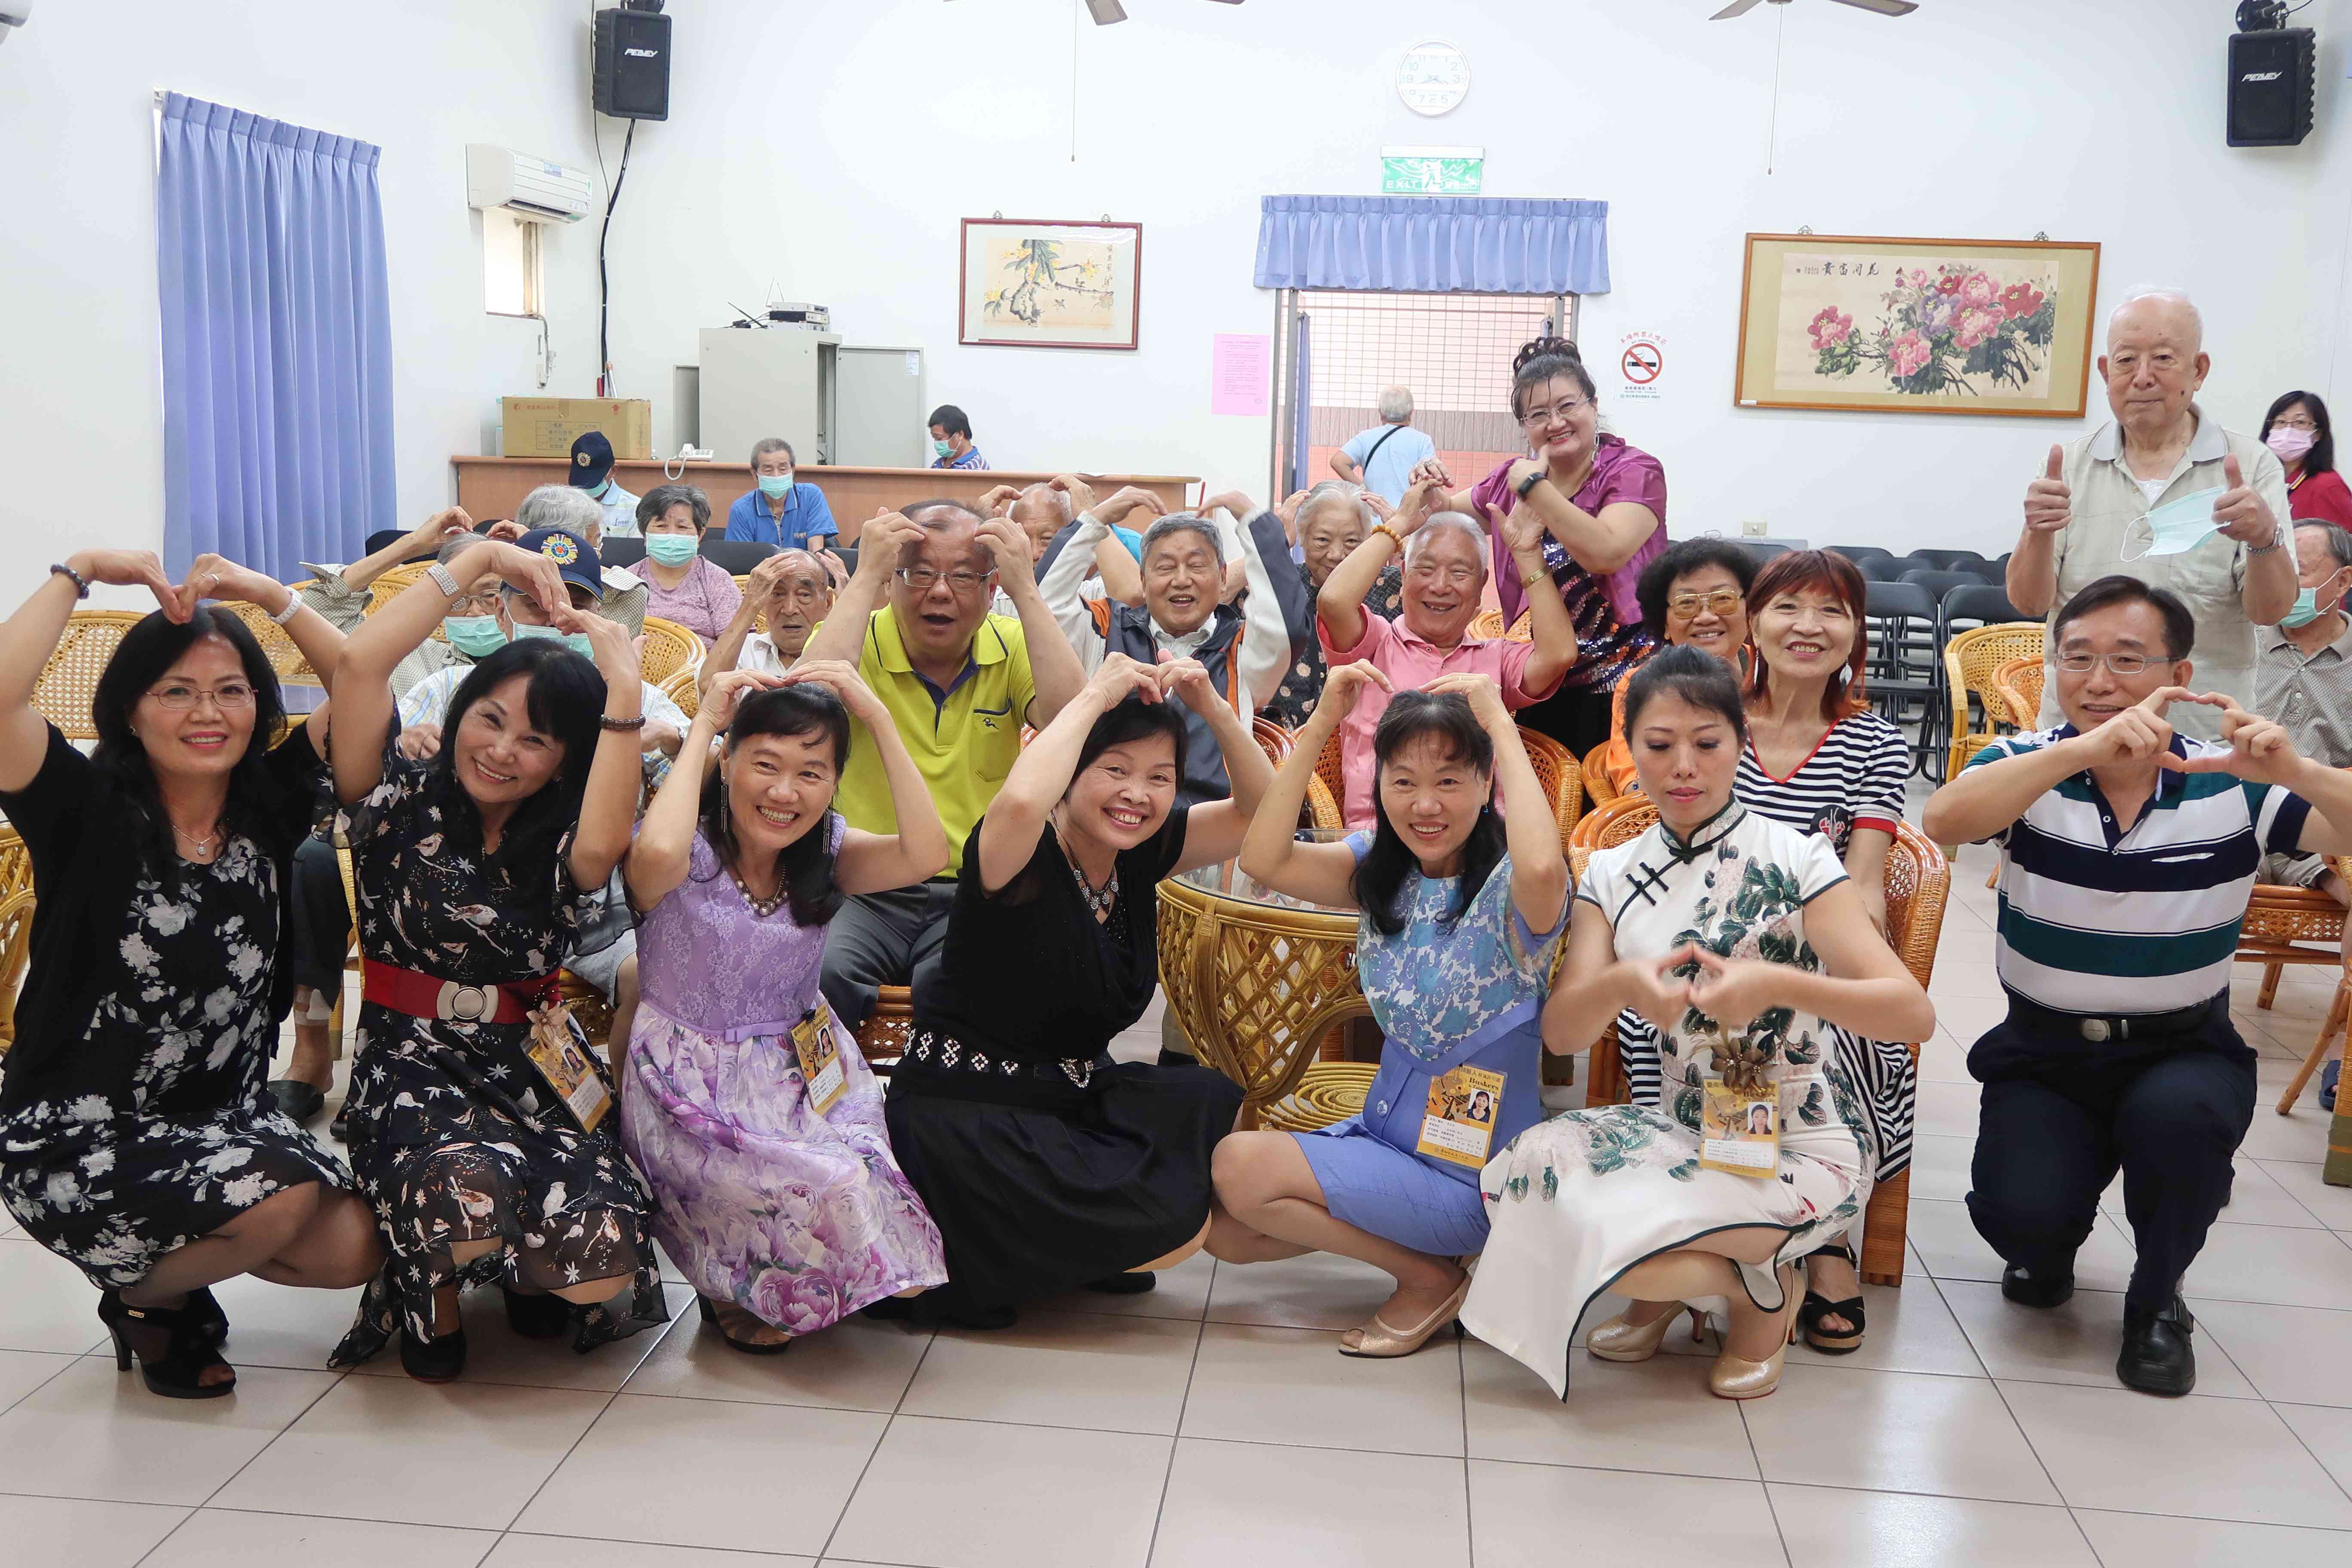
left=425, top=561, right=462, bottom=597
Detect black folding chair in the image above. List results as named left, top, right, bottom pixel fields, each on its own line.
left=1899, top=568, right=1984, bottom=603
left=1942, top=582, right=2024, bottom=632
left=1860, top=555, right=1915, bottom=582
left=1824, top=545, right=1895, bottom=569
left=1744, top=542, right=1791, bottom=567
left=598, top=536, right=646, bottom=567
left=1910, top=548, right=1990, bottom=573
left=1864, top=579, right=1945, bottom=777
left=700, top=538, right=779, bottom=573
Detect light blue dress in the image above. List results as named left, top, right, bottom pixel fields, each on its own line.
left=1290, top=839, right=1566, bottom=1257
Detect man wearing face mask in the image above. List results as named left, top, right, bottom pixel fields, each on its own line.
left=927, top=404, right=989, bottom=470
left=723, top=436, right=840, bottom=552
left=570, top=430, right=642, bottom=539
left=2009, top=288, right=2292, bottom=738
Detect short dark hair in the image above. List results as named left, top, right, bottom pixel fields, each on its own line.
left=1509, top=337, right=1597, bottom=421
left=749, top=437, right=796, bottom=469
left=1074, top=691, right=1188, bottom=781
left=1635, top=538, right=1757, bottom=643
left=1351, top=691, right=1504, bottom=939
left=1623, top=643, right=1749, bottom=742
left=2299, top=518, right=2352, bottom=571
left=2052, top=574, right=2196, bottom=661
left=2265, top=390, right=2335, bottom=478
left=636, top=483, right=710, bottom=533
left=927, top=404, right=972, bottom=439
left=695, top=683, right=851, bottom=927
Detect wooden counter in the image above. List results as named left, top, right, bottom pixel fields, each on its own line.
left=452, top=459, right=1198, bottom=545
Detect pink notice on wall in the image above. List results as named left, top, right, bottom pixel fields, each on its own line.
left=1210, top=333, right=1271, bottom=416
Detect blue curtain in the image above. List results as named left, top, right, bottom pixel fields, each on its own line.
left=1254, top=196, right=1610, bottom=296
left=157, top=93, right=396, bottom=581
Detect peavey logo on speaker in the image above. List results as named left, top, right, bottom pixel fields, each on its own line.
left=2242, top=70, right=2284, bottom=81
left=625, top=46, right=658, bottom=57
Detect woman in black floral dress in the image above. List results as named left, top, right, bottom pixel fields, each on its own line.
left=327, top=532, right=667, bottom=1380
left=0, top=548, right=380, bottom=1399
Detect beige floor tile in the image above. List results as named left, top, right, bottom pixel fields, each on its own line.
left=1930, top=995, right=2008, bottom=1050
left=1767, top=1484, right=2097, bottom=1567
left=2257, top=1157, right=2352, bottom=1228
left=1741, top=1364, right=2060, bottom=1503
left=0, top=1357, right=336, bottom=1506
left=2190, top=1298, right=2352, bottom=1407
left=212, top=1375, right=607, bottom=1529
left=1461, top=1340, right=1756, bottom=1478
left=827, top=1415, right=1168, bottom=1568
left=0, top=1494, right=188, bottom=1567
left=345, top=1284, right=683, bottom=1392
left=1940, top=1280, right=2256, bottom=1397
left=0, top=1345, right=79, bottom=1412
left=514, top=1393, right=885, bottom=1556
left=0, top=1237, right=112, bottom=1354
left=2073, top=1509, right=2352, bottom=1568
left=1916, top=1033, right=1973, bottom=1085
left=0, top=1213, right=20, bottom=1239
left=140, top=1509, right=495, bottom=1566
left=2002, top=1380, right=2352, bottom=1527
left=1470, top=1460, right=1773, bottom=1564
left=1179, top=1321, right=1463, bottom=1457
left=621, top=1305, right=929, bottom=1412
left=1904, top=1198, right=2138, bottom=1293
left=2205, top=1157, right=2330, bottom=1229
left=2275, top=1400, right=2352, bottom=1498
left=1912, top=1079, right=1983, bottom=1138
left=1905, top=1134, right=1976, bottom=1203
left=2234, top=1104, right=2336, bottom=1160
left=1785, top=1274, right=1985, bottom=1377
left=488, top=1540, right=811, bottom=1568
left=1929, top=959, right=2005, bottom=999
left=200, top=1276, right=370, bottom=1371
left=2182, top=1223, right=2352, bottom=1308
left=1202, top=1249, right=1396, bottom=1331
left=900, top=1308, right=1199, bottom=1434
left=1151, top=1438, right=1467, bottom=1568
left=1032, top=1250, right=1214, bottom=1321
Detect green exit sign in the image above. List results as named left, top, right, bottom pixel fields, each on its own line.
left=1382, top=146, right=1484, bottom=195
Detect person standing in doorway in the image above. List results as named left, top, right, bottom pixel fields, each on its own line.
left=1331, top=387, right=1438, bottom=508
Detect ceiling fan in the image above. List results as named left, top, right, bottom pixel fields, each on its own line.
left=1712, top=0, right=1918, bottom=17
left=1081, top=0, right=1243, bottom=23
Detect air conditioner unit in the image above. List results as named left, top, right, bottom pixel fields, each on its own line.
left=465, top=144, right=593, bottom=224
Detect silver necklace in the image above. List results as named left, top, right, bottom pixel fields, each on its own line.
left=172, top=822, right=222, bottom=860
left=1057, top=828, right=1118, bottom=921
left=729, top=866, right=786, bottom=918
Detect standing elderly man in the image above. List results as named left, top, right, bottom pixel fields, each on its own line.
left=1317, top=475, right=1578, bottom=827
left=2007, top=288, right=2293, bottom=738
left=799, top=499, right=1084, bottom=1027
left=1332, top=386, right=1439, bottom=506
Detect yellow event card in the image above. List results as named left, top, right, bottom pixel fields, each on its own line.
left=526, top=1003, right=611, bottom=1133
left=1700, top=1077, right=1778, bottom=1178
left=1417, top=1065, right=1506, bottom=1169
left=792, top=1002, right=847, bottom=1117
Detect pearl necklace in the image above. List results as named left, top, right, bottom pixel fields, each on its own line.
left=729, top=867, right=786, bottom=918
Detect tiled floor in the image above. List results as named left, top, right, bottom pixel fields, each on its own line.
left=6, top=834, right=2352, bottom=1566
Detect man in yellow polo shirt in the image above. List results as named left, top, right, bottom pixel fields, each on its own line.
left=802, top=498, right=1085, bottom=1026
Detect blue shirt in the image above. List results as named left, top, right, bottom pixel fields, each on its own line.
left=1340, top=423, right=1438, bottom=506
left=933, top=447, right=990, bottom=471
left=724, top=483, right=838, bottom=549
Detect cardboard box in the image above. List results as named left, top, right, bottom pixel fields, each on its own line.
left=501, top=397, right=652, bottom=460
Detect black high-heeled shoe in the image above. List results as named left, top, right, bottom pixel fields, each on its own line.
left=98, top=1289, right=236, bottom=1399
left=502, top=1286, right=572, bottom=1341
left=1796, top=1241, right=1867, bottom=1354
left=182, top=1284, right=229, bottom=1347
left=400, top=1326, right=469, bottom=1382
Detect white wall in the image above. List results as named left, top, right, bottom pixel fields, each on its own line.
left=5, top=0, right=2352, bottom=610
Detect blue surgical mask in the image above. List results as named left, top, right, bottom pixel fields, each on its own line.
left=644, top=533, right=699, bottom=567
left=757, top=473, right=793, bottom=498
left=585, top=478, right=610, bottom=499
left=443, top=615, right=508, bottom=657
left=932, top=439, right=953, bottom=459
left=2121, top=487, right=2223, bottom=561
left=512, top=622, right=594, bottom=659
left=2282, top=573, right=2346, bottom=629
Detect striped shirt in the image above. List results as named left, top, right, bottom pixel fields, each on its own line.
left=1736, top=710, right=1909, bottom=858
left=1966, top=726, right=2311, bottom=1014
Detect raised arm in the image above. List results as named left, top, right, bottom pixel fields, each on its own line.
left=626, top=670, right=773, bottom=911
left=1503, top=456, right=1658, bottom=577
left=2007, top=445, right=2068, bottom=617
left=1091, top=532, right=1145, bottom=609
left=0, top=551, right=181, bottom=791
left=785, top=659, right=952, bottom=894
left=702, top=552, right=793, bottom=695
left=1424, top=672, right=1570, bottom=935
left=1492, top=498, right=1578, bottom=696
left=1159, top=655, right=1278, bottom=873
left=980, top=513, right=1084, bottom=728
left=561, top=609, right=647, bottom=891
left=1036, top=512, right=1113, bottom=671
left=975, top=655, right=1163, bottom=894
left=799, top=511, right=918, bottom=668
left=1204, top=493, right=1313, bottom=711
left=1236, top=661, right=1390, bottom=907
left=182, top=553, right=348, bottom=698
left=1918, top=688, right=2183, bottom=846
left=2217, top=452, right=2295, bottom=625
left=1320, top=478, right=1436, bottom=652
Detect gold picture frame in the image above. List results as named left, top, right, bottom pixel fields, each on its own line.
left=1734, top=233, right=2101, bottom=419
left=958, top=218, right=1142, bottom=351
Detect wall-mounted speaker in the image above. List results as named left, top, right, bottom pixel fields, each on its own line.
left=594, top=6, right=671, bottom=122
left=2227, top=27, right=2314, bottom=148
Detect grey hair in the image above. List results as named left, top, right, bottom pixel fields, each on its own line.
left=2108, top=286, right=2203, bottom=351
left=1013, top=482, right=1072, bottom=524
left=1403, top=512, right=1488, bottom=571
left=435, top=536, right=479, bottom=566
left=1298, top=480, right=1377, bottom=534
left=516, top=484, right=604, bottom=540
left=1141, top=512, right=1225, bottom=567
left=636, top=483, right=711, bottom=531
left=748, top=437, right=796, bottom=469
left=1377, top=385, right=1414, bottom=423
left=2298, top=518, right=2352, bottom=570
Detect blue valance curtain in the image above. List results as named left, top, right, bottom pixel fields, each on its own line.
left=1253, top=196, right=1610, bottom=296
left=157, top=93, right=396, bottom=581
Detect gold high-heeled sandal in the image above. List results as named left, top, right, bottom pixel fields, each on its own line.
left=1338, top=1271, right=1473, bottom=1359
left=1707, top=1266, right=1804, bottom=1401
left=1587, top=1303, right=1709, bottom=1363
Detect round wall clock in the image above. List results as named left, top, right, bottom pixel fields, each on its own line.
left=1396, top=40, right=1470, bottom=117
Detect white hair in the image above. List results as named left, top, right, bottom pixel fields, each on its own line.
left=516, top=484, right=604, bottom=540
left=1298, top=480, right=1377, bottom=534
left=1013, top=482, right=1072, bottom=524
left=1378, top=385, right=1415, bottom=423
left=1403, top=512, right=1487, bottom=571
left=2107, top=285, right=2203, bottom=351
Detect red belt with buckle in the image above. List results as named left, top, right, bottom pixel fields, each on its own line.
left=361, top=960, right=558, bottom=1026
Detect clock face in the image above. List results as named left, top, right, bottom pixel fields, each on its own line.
left=1397, top=40, right=1471, bottom=117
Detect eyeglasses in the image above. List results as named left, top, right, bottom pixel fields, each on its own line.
left=895, top=566, right=997, bottom=596
left=447, top=593, right=500, bottom=617
left=1668, top=589, right=1744, bottom=621
left=2275, top=416, right=2321, bottom=432
left=2055, top=651, right=2156, bottom=676
left=147, top=680, right=257, bottom=710
left=1517, top=396, right=1591, bottom=429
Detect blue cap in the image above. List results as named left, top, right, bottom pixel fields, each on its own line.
left=513, top=528, right=604, bottom=603
left=569, top=430, right=615, bottom=489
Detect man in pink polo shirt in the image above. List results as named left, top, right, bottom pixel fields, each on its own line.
left=1317, top=478, right=1579, bottom=826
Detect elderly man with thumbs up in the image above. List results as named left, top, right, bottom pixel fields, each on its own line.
left=1924, top=575, right=2352, bottom=1396
left=2006, top=288, right=2292, bottom=739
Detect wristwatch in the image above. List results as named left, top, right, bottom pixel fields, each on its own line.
left=1514, top=468, right=1547, bottom=501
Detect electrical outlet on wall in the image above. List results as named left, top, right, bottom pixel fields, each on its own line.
left=1742, top=519, right=1767, bottom=537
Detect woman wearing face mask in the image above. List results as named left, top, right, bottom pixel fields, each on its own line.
left=1467, top=648, right=1934, bottom=1401
left=2262, top=391, right=2352, bottom=528
left=619, top=665, right=949, bottom=1352
left=1417, top=338, right=1669, bottom=757
left=878, top=653, right=1272, bottom=1328
left=1214, top=668, right=1571, bottom=1360
left=0, top=550, right=382, bottom=1399
left=634, top=484, right=742, bottom=645
left=1591, top=538, right=1759, bottom=798
left=326, top=537, right=669, bottom=1380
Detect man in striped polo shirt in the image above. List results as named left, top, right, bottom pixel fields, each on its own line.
left=1923, top=575, right=2352, bottom=1396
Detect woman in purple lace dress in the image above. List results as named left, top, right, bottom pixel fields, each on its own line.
left=619, top=665, right=950, bottom=1351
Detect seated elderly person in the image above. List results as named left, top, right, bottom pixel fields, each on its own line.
left=1590, top=536, right=1758, bottom=797
left=983, top=478, right=1148, bottom=617
left=572, top=430, right=641, bottom=539
left=1039, top=487, right=1311, bottom=805
left=723, top=437, right=839, bottom=552
left=701, top=548, right=837, bottom=684
left=298, top=509, right=478, bottom=649
left=510, top=484, right=648, bottom=634
left=1318, top=476, right=1578, bottom=827
left=1263, top=481, right=1406, bottom=727
left=633, top=483, right=741, bottom=644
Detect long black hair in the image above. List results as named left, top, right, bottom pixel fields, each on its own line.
left=431, top=638, right=606, bottom=883
left=2265, top=389, right=2336, bottom=478
left=91, top=605, right=288, bottom=885
left=1351, top=691, right=1506, bottom=938
left=694, top=683, right=853, bottom=927
left=1509, top=336, right=1598, bottom=422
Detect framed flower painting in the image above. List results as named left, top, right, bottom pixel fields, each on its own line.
left=1733, top=234, right=2101, bottom=418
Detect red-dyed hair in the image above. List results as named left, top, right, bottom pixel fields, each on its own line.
left=1744, top=549, right=1869, bottom=720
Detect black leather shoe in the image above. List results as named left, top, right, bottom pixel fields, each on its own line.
left=399, top=1327, right=468, bottom=1383
left=2118, top=1296, right=2196, bottom=1396
left=2001, top=1265, right=2075, bottom=1308
left=1084, top=1273, right=1158, bottom=1295
left=329, top=1104, right=350, bottom=1143
left=268, top=1078, right=327, bottom=1124
left=501, top=1286, right=572, bottom=1341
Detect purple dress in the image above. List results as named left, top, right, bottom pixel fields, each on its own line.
left=619, top=823, right=946, bottom=1333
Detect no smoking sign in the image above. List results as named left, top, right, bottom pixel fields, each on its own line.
left=1617, top=332, right=1666, bottom=401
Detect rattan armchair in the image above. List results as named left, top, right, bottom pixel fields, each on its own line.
left=1991, top=655, right=2043, bottom=732
left=368, top=562, right=433, bottom=610
left=1582, top=743, right=1620, bottom=808
left=35, top=610, right=145, bottom=738
left=2248, top=855, right=2352, bottom=1116
left=1944, top=622, right=2045, bottom=784
left=213, top=592, right=326, bottom=688
left=658, top=665, right=700, bottom=721
left=637, top=616, right=701, bottom=687
left=0, top=827, right=33, bottom=1059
